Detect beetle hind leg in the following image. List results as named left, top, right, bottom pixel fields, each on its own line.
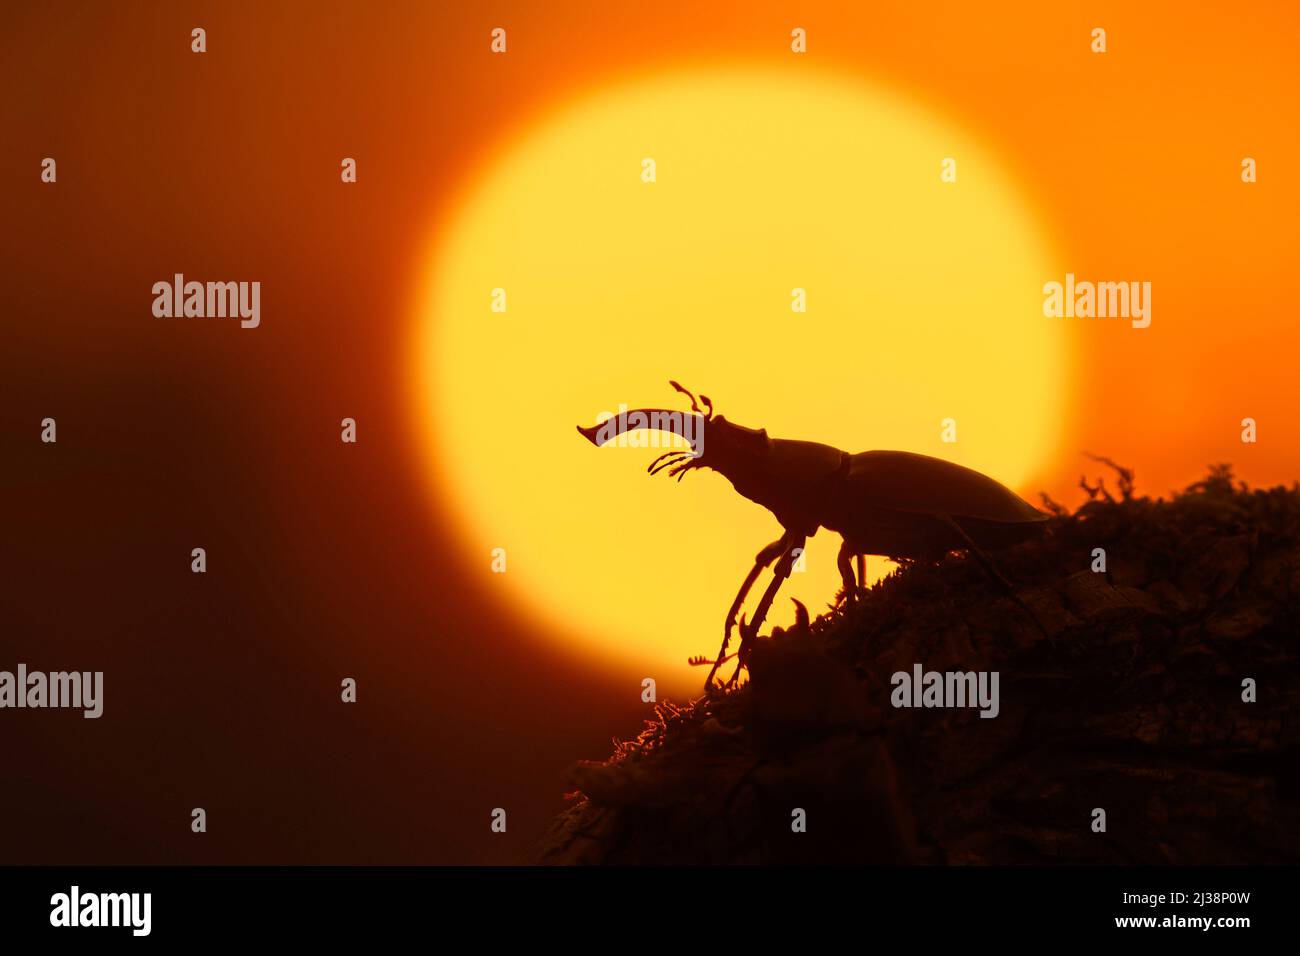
left=937, top=513, right=1052, bottom=642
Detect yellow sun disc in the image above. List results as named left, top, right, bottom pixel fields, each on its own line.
left=412, top=65, right=1067, bottom=693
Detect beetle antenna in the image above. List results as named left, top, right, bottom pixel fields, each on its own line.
left=669, top=459, right=696, bottom=481
left=649, top=453, right=690, bottom=476
left=668, top=379, right=703, bottom=415
left=647, top=450, right=681, bottom=473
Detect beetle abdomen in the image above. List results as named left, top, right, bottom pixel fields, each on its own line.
left=841, top=450, right=1048, bottom=525
left=835, top=508, right=1045, bottom=561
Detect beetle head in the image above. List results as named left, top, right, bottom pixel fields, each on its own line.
left=575, top=381, right=767, bottom=483
left=693, top=413, right=769, bottom=479
left=657, top=382, right=771, bottom=482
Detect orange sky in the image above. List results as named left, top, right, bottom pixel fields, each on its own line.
left=4, top=0, right=1299, bottom=863
left=11, top=1, right=1299, bottom=499
left=462, top=0, right=1300, bottom=499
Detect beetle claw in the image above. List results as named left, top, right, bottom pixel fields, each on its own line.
left=791, top=597, right=810, bottom=631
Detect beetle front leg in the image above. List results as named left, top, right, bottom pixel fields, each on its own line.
left=705, top=533, right=789, bottom=692
left=726, top=534, right=807, bottom=687
left=724, top=534, right=789, bottom=640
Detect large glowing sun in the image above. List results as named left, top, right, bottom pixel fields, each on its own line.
left=412, top=65, right=1066, bottom=692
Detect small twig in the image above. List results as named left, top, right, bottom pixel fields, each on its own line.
left=1084, top=452, right=1136, bottom=501
left=1079, top=474, right=1113, bottom=502
left=1039, top=492, right=1068, bottom=517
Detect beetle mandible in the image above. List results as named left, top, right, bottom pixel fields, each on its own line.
left=577, top=382, right=1050, bottom=692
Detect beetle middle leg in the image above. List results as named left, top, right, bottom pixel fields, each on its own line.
left=836, top=539, right=867, bottom=604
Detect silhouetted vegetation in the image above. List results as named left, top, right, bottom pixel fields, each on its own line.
left=538, top=465, right=1300, bottom=864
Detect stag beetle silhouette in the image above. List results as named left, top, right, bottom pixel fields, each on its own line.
left=577, top=381, right=1050, bottom=692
